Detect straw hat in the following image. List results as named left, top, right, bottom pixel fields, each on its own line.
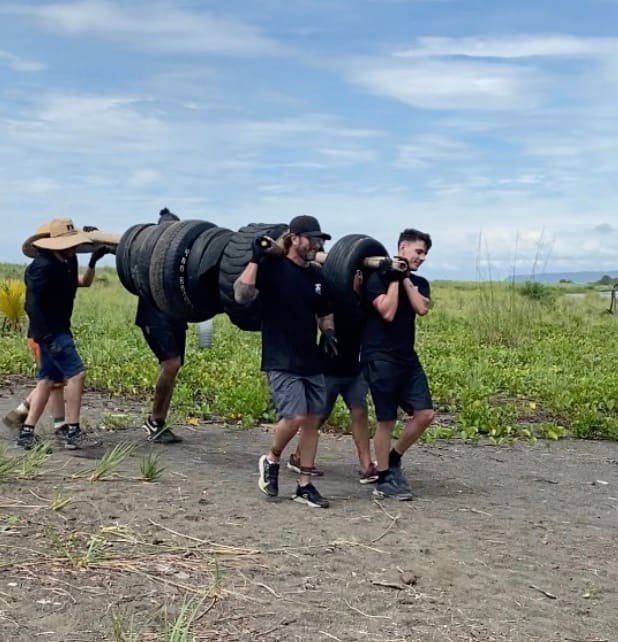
left=22, top=221, right=53, bottom=259
left=30, top=218, right=93, bottom=253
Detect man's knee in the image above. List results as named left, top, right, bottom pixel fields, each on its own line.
left=161, top=357, right=181, bottom=377
left=415, top=408, right=435, bottom=427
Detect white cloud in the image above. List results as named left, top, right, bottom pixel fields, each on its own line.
left=396, top=135, right=472, bottom=168
left=345, top=58, right=541, bottom=111
left=1, top=0, right=284, bottom=57
left=395, top=35, right=618, bottom=60
left=0, top=50, right=45, bottom=72
left=127, top=169, right=161, bottom=187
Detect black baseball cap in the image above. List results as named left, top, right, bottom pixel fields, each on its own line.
left=289, top=215, right=331, bottom=240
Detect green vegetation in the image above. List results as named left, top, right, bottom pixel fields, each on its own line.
left=0, top=263, right=616, bottom=440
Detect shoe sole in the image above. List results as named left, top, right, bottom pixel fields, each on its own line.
left=359, top=476, right=379, bottom=485
left=258, top=455, right=278, bottom=497
left=286, top=461, right=324, bottom=477
left=286, top=461, right=302, bottom=474
left=145, top=425, right=169, bottom=441
left=291, top=495, right=329, bottom=508
left=372, top=489, right=413, bottom=501
left=151, top=430, right=183, bottom=444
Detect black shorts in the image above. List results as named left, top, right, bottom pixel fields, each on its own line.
left=141, top=324, right=186, bottom=364
left=363, top=357, right=433, bottom=422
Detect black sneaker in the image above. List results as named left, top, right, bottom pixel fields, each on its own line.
left=143, top=418, right=182, bottom=444
left=16, top=426, right=45, bottom=451
left=63, top=426, right=102, bottom=450
left=372, top=471, right=412, bottom=501
left=54, top=424, right=69, bottom=439
left=389, top=464, right=412, bottom=494
left=292, top=483, right=330, bottom=508
left=287, top=453, right=324, bottom=477
left=258, top=454, right=279, bottom=497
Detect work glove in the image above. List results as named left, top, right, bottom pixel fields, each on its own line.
left=251, top=236, right=271, bottom=264
left=321, top=329, right=339, bottom=358
left=88, top=246, right=112, bottom=268
left=82, top=225, right=99, bottom=233
left=378, top=257, right=408, bottom=283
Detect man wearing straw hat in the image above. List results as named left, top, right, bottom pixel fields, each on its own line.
left=15, top=218, right=110, bottom=450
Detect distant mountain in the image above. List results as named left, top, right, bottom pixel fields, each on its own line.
left=507, top=270, right=618, bottom=284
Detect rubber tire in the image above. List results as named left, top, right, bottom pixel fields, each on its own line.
left=321, top=234, right=388, bottom=328
left=149, top=220, right=217, bottom=321
left=131, top=222, right=176, bottom=301
left=116, top=223, right=154, bottom=295
left=218, top=223, right=289, bottom=331
left=184, top=226, right=234, bottom=321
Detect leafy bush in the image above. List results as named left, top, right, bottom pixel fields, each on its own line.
left=0, top=279, right=26, bottom=332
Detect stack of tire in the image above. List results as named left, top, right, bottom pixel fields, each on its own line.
left=115, top=219, right=389, bottom=330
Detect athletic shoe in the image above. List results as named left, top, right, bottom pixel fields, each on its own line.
left=258, top=454, right=280, bottom=497
left=63, top=426, right=102, bottom=450
left=372, top=471, right=412, bottom=501
left=389, top=464, right=412, bottom=493
left=291, top=483, right=330, bottom=508
left=3, top=407, right=28, bottom=430
left=54, top=424, right=70, bottom=439
left=359, top=463, right=379, bottom=485
left=143, top=417, right=182, bottom=444
left=16, top=426, right=40, bottom=450
left=287, top=452, right=324, bottom=477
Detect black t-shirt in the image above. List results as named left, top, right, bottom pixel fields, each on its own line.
left=319, top=315, right=363, bottom=377
left=135, top=297, right=188, bottom=332
left=360, top=272, right=430, bottom=364
left=25, top=251, right=78, bottom=341
left=257, top=257, right=331, bottom=375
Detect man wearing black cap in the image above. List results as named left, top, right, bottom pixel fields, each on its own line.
left=135, top=208, right=186, bottom=444
left=234, top=214, right=336, bottom=508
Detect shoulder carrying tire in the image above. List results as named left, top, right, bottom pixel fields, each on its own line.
left=321, top=234, right=388, bottom=328
left=218, top=223, right=289, bottom=331
left=149, top=220, right=217, bottom=321
left=115, top=223, right=154, bottom=295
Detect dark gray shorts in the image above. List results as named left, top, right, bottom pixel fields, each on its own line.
left=323, top=373, right=368, bottom=419
left=266, top=371, right=326, bottom=419
left=364, top=357, right=433, bottom=422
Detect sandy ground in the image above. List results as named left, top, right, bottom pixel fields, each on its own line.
left=0, top=380, right=617, bottom=642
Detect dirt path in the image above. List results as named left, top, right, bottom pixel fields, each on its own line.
left=0, top=382, right=617, bottom=642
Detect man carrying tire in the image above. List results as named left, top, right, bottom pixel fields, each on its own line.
left=289, top=269, right=377, bottom=484
left=234, top=215, right=335, bottom=508
left=361, top=228, right=435, bottom=500
left=135, top=209, right=186, bottom=444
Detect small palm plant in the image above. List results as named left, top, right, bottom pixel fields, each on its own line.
left=0, top=279, right=26, bottom=332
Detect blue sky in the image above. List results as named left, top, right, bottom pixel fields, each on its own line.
left=1, top=0, right=618, bottom=280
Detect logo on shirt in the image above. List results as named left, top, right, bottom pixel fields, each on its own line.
left=315, top=283, right=322, bottom=295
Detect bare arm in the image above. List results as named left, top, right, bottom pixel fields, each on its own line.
left=401, top=277, right=430, bottom=316
left=78, top=266, right=95, bottom=287
left=372, top=280, right=400, bottom=322
left=233, top=262, right=260, bottom=304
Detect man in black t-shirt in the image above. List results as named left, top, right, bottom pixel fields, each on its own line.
left=18, top=218, right=109, bottom=451
left=234, top=215, right=335, bottom=508
left=361, top=228, right=435, bottom=500
left=289, top=270, right=377, bottom=483
left=135, top=209, right=187, bottom=444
